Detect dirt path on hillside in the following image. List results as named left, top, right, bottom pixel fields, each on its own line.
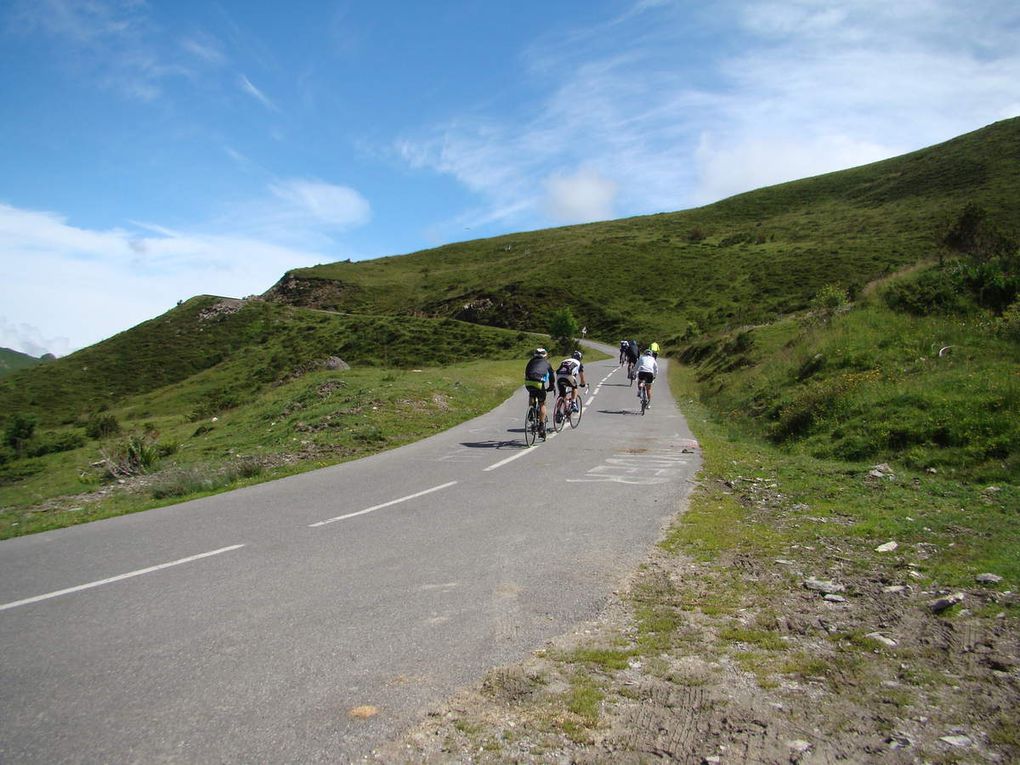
left=362, top=481, right=1019, bottom=764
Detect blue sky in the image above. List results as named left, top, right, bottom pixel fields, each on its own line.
left=2, top=0, right=1018, bottom=356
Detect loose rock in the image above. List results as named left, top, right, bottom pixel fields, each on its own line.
left=875, top=541, right=899, bottom=553
left=804, top=578, right=844, bottom=594
left=976, top=573, right=1003, bottom=584
left=930, top=592, right=965, bottom=613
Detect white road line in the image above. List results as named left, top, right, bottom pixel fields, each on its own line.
left=0, top=544, right=246, bottom=612
left=484, top=430, right=558, bottom=471
left=309, top=481, right=458, bottom=527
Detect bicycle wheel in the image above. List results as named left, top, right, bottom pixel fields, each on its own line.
left=553, top=397, right=567, bottom=433
left=568, top=394, right=583, bottom=428
left=640, top=386, right=648, bottom=416
left=524, top=405, right=537, bottom=446
left=628, top=364, right=635, bottom=386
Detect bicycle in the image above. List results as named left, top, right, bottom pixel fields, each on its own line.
left=553, top=388, right=584, bottom=432
left=637, top=380, right=649, bottom=415
left=524, top=393, right=546, bottom=446
left=626, top=360, right=636, bottom=386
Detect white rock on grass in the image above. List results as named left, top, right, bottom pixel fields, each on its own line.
left=866, top=632, right=898, bottom=648
left=804, top=578, right=844, bottom=594
left=939, top=734, right=973, bottom=747
left=875, top=541, right=899, bottom=553
left=976, top=573, right=1003, bottom=584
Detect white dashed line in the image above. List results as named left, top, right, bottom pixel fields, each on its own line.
left=309, top=481, right=458, bottom=527
left=0, top=545, right=246, bottom=612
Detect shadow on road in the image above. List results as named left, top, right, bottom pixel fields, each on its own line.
left=597, top=409, right=642, bottom=416
left=460, top=440, right=526, bottom=449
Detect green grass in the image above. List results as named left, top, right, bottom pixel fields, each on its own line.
left=666, top=366, right=1019, bottom=600
left=0, top=355, right=531, bottom=539
left=268, top=118, right=1020, bottom=348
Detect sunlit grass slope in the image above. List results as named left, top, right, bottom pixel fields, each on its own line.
left=267, top=118, right=1020, bottom=345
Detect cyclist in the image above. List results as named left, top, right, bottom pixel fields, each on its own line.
left=524, top=348, right=556, bottom=439
left=618, top=340, right=629, bottom=365
left=625, top=339, right=639, bottom=379
left=635, top=348, right=659, bottom=408
left=649, top=341, right=660, bottom=359
left=555, top=350, right=588, bottom=415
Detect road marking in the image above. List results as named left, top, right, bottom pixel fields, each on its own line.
left=567, top=447, right=695, bottom=485
left=309, top=481, right=458, bottom=527
left=484, top=431, right=557, bottom=471
left=0, top=545, right=246, bottom=612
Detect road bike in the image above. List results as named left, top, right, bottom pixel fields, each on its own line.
left=626, top=360, right=636, bottom=386
left=524, top=393, right=546, bottom=446
left=553, top=389, right=583, bottom=432
left=637, top=380, right=649, bottom=415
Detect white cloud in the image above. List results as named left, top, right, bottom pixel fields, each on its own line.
left=395, top=0, right=1020, bottom=234
left=0, top=200, right=357, bottom=356
left=545, top=167, right=618, bottom=223
left=268, top=180, right=371, bottom=229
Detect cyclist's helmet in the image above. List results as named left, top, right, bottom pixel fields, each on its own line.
left=533, top=347, right=548, bottom=357
left=572, top=350, right=583, bottom=361
left=643, top=348, right=654, bottom=356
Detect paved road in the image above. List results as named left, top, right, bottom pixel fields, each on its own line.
left=0, top=348, right=700, bottom=763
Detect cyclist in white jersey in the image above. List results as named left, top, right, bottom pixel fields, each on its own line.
left=634, top=348, right=659, bottom=407
left=555, top=351, right=588, bottom=411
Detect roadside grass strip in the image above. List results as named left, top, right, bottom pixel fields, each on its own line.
left=0, top=544, right=245, bottom=612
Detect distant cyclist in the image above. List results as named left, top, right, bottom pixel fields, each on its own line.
left=618, top=340, right=629, bottom=365
left=625, top=339, right=639, bottom=378
left=649, top=341, right=660, bottom=359
left=635, top=348, right=659, bottom=408
left=524, top=348, right=556, bottom=439
left=555, top=350, right=588, bottom=413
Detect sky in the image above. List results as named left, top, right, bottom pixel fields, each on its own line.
left=1, top=1, right=1018, bottom=357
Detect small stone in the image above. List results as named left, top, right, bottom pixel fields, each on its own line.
left=703, top=757, right=722, bottom=765
left=883, top=585, right=906, bottom=594
left=804, top=578, right=844, bottom=594
left=930, top=592, right=965, bottom=613
left=887, top=735, right=912, bottom=749
left=787, top=740, right=812, bottom=753
left=823, top=594, right=847, bottom=603
left=976, top=573, right=1003, bottom=584
left=867, top=632, right=898, bottom=648
left=774, top=559, right=797, bottom=565
left=875, top=541, right=899, bottom=553
left=939, top=734, right=972, bottom=747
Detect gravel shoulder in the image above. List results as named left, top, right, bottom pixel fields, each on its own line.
left=364, top=473, right=1019, bottom=764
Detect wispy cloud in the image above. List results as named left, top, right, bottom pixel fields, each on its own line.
left=395, top=0, right=1020, bottom=234
left=239, top=74, right=277, bottom=111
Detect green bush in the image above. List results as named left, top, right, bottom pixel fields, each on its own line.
left=26, top=431, right=86, bottom=457
left=549, top=307, right=579, bottom=356
left=86, top=413, right=121, bottom=440
left=4, top=413, right=36, bottom=452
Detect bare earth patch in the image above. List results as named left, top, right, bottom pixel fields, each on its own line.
left=364, top=481, right=1019, bottom=764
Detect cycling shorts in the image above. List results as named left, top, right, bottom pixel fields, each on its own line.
left=556, top=375, right=578, bottom=395
left=638, top=371, right=655, bottom=385
left=524, top=383, right=549, bottom=403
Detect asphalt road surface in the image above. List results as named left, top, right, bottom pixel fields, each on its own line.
left=0, top=347, right=701, bottom=763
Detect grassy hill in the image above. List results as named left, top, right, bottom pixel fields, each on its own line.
left=0, top=298, right=544, bottom=536
left=266, top=118, right=1020, bottom=346
left=0, top=347, right=46, bottom=377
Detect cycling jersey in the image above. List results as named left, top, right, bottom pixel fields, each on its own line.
left=635, top=355, right=658, bottom=377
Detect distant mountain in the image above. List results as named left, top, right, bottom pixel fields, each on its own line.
left=0, top=347, right=49, bottom=377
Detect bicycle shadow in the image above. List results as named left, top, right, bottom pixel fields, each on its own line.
left=597, top=409, right=643, bottom=416
left=460, top=439, right=525, bottom=449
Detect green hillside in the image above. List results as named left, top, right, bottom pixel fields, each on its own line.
left=0, top=347, right=46, bottom=377
left=266, top=118, right=1020, bottom=345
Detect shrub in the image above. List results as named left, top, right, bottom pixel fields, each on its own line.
left=95, top=432, right=165, bottom=480
left=26, top=430, right=87, bottom=457
left=996, top=301, right=1020, bottom=342
left=4, top=413, right=36, bottom=453
left=86, top=413, right=121, bottom=440
left=811, top=284, right=850, bottom=318
left=548, top=307, right=579, bottom=355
